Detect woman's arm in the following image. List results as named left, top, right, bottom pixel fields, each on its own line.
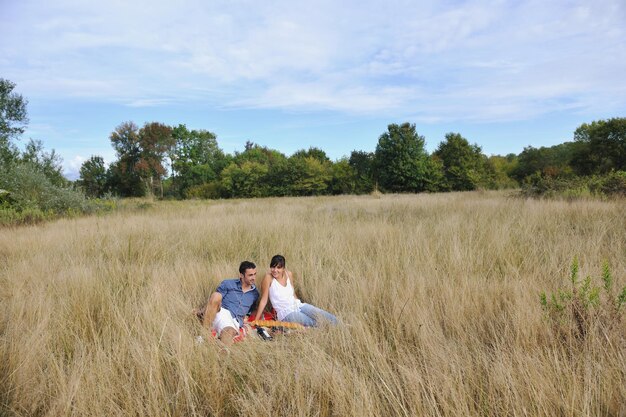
left=253, top=273, right=272, bottom=321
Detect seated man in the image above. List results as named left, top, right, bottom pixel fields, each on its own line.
left=199, top=261, right=259, bottom=345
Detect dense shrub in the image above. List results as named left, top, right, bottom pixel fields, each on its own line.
left=0, top=206, right=49, bottom=226
left=1, top=163, right=86, bottom=212
left=589, top=170, right=626, bottom=197
left=184, top=181, right=223, bottom=199
left=0, top=162, right=117, bottom=226
left=521, top=171, right=626, bottom=199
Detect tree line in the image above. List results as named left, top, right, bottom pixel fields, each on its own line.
left=78, top=122, right=515, bottom=198
left=2, top=77, right=625, bottom=215
left=78, top=117, right=626, bottom=199
left=77, top=121, right=512, bottom=199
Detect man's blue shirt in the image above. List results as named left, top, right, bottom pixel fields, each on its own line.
left=216, top=279, right=259, bottom=325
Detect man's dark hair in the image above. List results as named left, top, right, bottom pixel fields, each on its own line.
left=270, top=254, right=285, bottom=268
left=239, top=261, right=256, bottom=275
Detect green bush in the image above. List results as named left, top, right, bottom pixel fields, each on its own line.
left=0, top=162, right=118, bottom=225
left=540, top=257, right=626, bottom=343
left=522, top=173, right=582, bottom=197
left=89, top=197, right=118, bottom=213
left=521, top=171, right=626, bottom=199
left=589, top=171, right=626, bottom=197
left=0, top=162, right=87, bottom=213
left=0, top=206, right=51, bottom=226
left=184, top=181, right=223, bottom=199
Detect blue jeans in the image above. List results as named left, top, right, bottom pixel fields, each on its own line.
left=283, top=303, right=338, bottom=327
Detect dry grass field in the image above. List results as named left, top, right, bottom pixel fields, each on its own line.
left=1, top=191, right=625, bottom=416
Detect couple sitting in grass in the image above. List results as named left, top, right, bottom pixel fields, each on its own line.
left=197, top=254, right=337, bottom=345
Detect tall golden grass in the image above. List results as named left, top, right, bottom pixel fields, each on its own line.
left=1, top=191, right=624, bottom=416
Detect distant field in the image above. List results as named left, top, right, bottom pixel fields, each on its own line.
left=1, top=191, right=624, bottom=416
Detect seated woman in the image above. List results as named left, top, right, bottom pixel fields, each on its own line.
left=254, top=254, right=338, bottom=327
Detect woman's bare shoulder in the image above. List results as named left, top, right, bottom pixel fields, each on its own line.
left=260, top=272, right=273, bottom=289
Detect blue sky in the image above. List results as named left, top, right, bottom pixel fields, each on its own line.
left=1, top=0, right=625, bottom=179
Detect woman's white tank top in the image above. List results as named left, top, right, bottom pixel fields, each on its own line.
left=269, top=273, right=302, bottom=321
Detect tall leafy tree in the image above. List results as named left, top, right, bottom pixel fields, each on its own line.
left=373, top=123, right=433, bottom=192
left=511, top=142, right=579, bottom=181
left=170, top=125, right=228, bottom=197
left=571, top=118, right=626, bottom=175
left=433, top=133, right=489, bottom=191
left=349, top=150, right=375, bottom=194
left=487, top=154, right=519, bottom=189
left=287, top=147, right=332, bottom=196
left=20, top=139, right=66, bottom=187
left=263, top=153, right=290, bottom=196
left=137, top=122, right=174, bottom=197
left=291, top=147, right=331, bottom=163
left=108, top=121, right=174, bottom=197
left=234, top=144, right=289, bottom=196
left=109, top=122, right=143, bottom=196
left=220, top=161, right=270, bottom=198
left=287, top=156, right=331, bottom=196
left=329, top=157, right=356, bottom=195
left=235, top=143, right=285, bottom=166
left=79, top=156, right=107, bottom=198
left=0, top=78, right=28, bottom=166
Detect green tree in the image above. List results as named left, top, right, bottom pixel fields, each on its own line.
left=424, top=156, right=446, bottom=192
left=169, top=125, right=228, bottom=198
left=487, top=154, right=519, bottom=189
left=220, top=161, right=270, bottom=198
left=78, top=156, right=107, bottom=198
left=373, top=123, right=433, bottom=193
left=287, top=156, right=331, bottom=196
left=137, top=122, right=174, bottom=197
left=433, top=133, right=489, bottom=191
left=108, top=121, right=174, bottom=197
left=20, top=139, right=66, bottom=187
left=235, top=144, right=285, bottom=166
left=291, top=147, right=331, bottom=163
left=235, top=144, right=289, bottom=196
left=109, top=122, right=143, bottom=196
left=572, top=118, right=626, bottom=175
left=349, top=150, right=375, bottom=194
left=0, top=78, right=28, bottom=166
left=512, top=143, right=579, bottom=181
left=329, top=158, right=356, bottom=195
left=264, top=154, right=290, bottom=196
left=213, top=144, right=292, bottom=199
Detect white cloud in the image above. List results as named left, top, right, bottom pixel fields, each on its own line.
left=125, top=98, right=176, bottom=108
left=63, top=154, right=115, bottom=181
left=233, top=82, right=414, bottom=114
left=64, top=155, right=86, bottom=181
left=1, top=0, right=625, bottom=122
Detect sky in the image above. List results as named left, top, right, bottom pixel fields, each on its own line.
left=1, top=0, right=625, bottom=179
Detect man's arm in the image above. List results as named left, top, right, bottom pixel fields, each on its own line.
left=203, top=280, right=230, bottom=324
